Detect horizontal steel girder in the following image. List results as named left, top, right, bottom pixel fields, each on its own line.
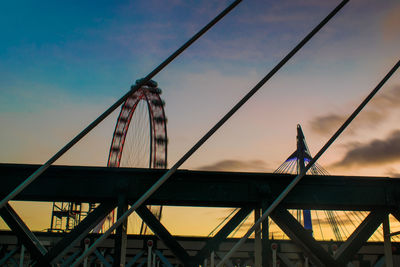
left=1, top=164, right=400, bottom=210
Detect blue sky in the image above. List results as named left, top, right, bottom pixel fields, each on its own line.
left=1, top=0, right=400, bottom=233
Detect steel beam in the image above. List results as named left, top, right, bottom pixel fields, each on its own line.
left=0, top=246, right=19, bottom=266
left=383, top=214, right=394, bottom=267
left=215, top=252, right=234, bottom=267
left=254, top=208, right=261, bottom=267
left=277, top=252, right=296, bottom=267
left=126, top=250, right=144, bottom=267
left=269, top=207, right=336, bottom=267
left=60, top=249, right=80, bottom=267
left=114, top=195, right=128, bottom=267
left=335, top=210, right=387, bottom=265
left=94, top=249, right=112, bottom=267
left=0, top=229, right=396, bottom=266
left=135, top=205, right=191, bottom=266
left=1, top=164, right=400, bottom=211
left=37, top=201, right=116, bottom=265
left=192, top=207, right=253, bottom=265
left=154, top=250, right=173, bottom=267
left=390, top=209, right=400, bottom=223
left=262, top=202, right=272, bottom=267
left=0, top=203, right=47, bottom=262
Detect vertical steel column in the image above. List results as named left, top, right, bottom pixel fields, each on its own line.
left=262, top=202, right=271, bottom=267
left=254, top=208, right=262, bottom=267
left=271, top=245, right=277, bottom=267
left=114, top=195, right=128, bottom=267
left=19, top=245, right=25, bottom=267
left=147, top=244, right=152, bottom=267
left=297, top=125, right=313, bottom=232
left=383, top=215, right=394, bottom=267
left=83, top=239, right=89, bottom=267
left=304, top=256, right=309, bottom=267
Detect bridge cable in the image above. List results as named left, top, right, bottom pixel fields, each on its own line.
left=0, top=0, right=243, bottom=210
left=208, top=208, right=239, bottom=238
left=72, top=0, right=356, bottom=265
left=314, top=211, right=325, bottom=240
left=217, top=43, right=400, bottom=267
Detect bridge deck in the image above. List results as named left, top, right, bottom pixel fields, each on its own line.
left=1, top=163, right=399, bottom=210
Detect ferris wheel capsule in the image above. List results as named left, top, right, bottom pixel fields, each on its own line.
left=135, top=78, right=158, bottom=88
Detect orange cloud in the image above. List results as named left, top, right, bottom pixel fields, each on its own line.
left=196, top=159, right=270, bottom=172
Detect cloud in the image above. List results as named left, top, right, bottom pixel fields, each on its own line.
left=110, top=0, right=350, bottom=65
left=382, top=4, right=400, bottom=41
left=196, top=159, right=270, bottom=172
left=369, top=85, right=400, bottom=109
left=310, top=114, right=346, bottom=135
left=310, top=85, right=400, bottom=135
left=387, top=172, right=400, bottom=178
left=385, top=168, right=400, bottom=178
left=330, top=130, right=400, bottom=169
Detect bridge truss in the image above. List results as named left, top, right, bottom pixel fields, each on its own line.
left=2, top=163, right=400, bottom=266
left=1, top=0, right=400, bottom=266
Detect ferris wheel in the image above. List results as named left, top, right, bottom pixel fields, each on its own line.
left=50, top=79, right=167, bottom=233
left=99, top=79, right=168, bottom=233
left=108, top=78, right=167, bottom=169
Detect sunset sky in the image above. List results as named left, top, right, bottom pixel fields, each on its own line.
left=1, top=0, right=400, bottom=237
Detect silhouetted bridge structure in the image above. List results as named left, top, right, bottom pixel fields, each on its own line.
left=1, top=164, right=400, bottom=266
left=2, top=0, right=400, bottom=266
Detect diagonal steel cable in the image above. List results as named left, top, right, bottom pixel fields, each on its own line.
left=217, top=58, right=400, bottom=266
left=0, top=0, right=243, bottom=210
left=73, top=0, right=352, bottom=265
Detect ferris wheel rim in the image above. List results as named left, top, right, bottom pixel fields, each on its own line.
left=107, top=84, right=167, bottom=169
